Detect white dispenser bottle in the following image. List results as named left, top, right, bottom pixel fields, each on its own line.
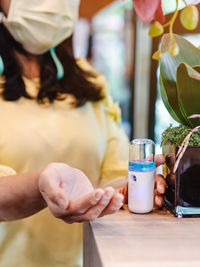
left=128, top=139, right=156, bottom=214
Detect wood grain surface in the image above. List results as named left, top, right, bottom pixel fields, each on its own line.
left=83, top=206, right=200, bottom=267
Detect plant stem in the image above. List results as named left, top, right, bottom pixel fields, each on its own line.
left=162, top=0, right=179, bottom=35
left=182, top=0, right=187, bottom=6
left=163, top=21, right=171, bottom=28
left=169, top=0, right=179, bottom=41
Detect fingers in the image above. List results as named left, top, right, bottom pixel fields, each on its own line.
left=99, top=192, right=124, bottom=217
left=154, top=174, right=167, bottom=208
left=154, top=194, right=164, bottom=207
left=118, top=183, right=128, bottom=204
left=43, top=188, right=104, bottom=219
left=144, top=154, right=165, bottom=167
left=155, top=154, right=166, bottom=167
left=64, top=188, right=105, bottom=216
left=62, top=188, right=124, bottom=223
left=155, top=174, right=166, bottom=194
left=62, top=187, right=115, bottom=222
left=154, top=156, right=166, bottom=208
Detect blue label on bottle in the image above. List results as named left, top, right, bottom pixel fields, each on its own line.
left=129, top=161, right=156, bottom=172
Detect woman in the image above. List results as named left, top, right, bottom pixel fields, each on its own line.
left=0, top=0, right=166, bottom=266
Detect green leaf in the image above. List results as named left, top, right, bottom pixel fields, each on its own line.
left=160, top=34, right=200, bottom=126
left=159, top=75, right=181, bottom=123
left=177, top=63, right=200, bottom=127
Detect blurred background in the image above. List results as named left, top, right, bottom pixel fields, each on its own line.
left=74, top=0, right=200, bottom=153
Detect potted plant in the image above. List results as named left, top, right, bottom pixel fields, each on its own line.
left=131, top=0, right=200, bottom=217
left=160, top=34, right=200, bottom=217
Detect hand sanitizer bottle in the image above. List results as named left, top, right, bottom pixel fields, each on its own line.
left=128, top=139, right=156, bottom=214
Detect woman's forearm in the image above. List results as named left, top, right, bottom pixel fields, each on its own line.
left=0, top=169, right=46, bottom=221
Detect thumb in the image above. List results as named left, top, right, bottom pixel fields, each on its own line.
left=155, top=154, right=165, bottom=167
left=39, top=178, right=69, bottom=210
left=54, top=191, right=70, bottom=210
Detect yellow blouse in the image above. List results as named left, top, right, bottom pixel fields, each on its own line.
left=0, top=59, right=129, bottom=267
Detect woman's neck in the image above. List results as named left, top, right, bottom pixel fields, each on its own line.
left=15, top=52, right=40, bottom=79
left=0, top=0, right=10, bottom=16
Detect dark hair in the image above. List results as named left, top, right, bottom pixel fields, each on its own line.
left=0, top=23, right=103, bottom=106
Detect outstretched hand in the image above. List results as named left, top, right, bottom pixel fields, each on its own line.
left=39, top=163, right=124, bottom=223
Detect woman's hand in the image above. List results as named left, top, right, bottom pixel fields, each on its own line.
left=119, top=155, right=167, bottom=208
left=154, top=174, right=166, bottom=208
left=39, top=163, right=124, bottom=223
left=154, top=155, right=167, bottom=208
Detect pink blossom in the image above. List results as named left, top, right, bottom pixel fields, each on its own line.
left=133, top=0, right=200, bottom=24
left=133, top=0, right=165, bottom=24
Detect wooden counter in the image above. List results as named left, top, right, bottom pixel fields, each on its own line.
left=83, top=206, right=200, bottom=267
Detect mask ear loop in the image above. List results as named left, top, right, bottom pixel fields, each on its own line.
left=0, top=56, right=4, bottom=75
left=50, top=47, right=64, bottom=80
left=0, top=13, right=4, bottom=75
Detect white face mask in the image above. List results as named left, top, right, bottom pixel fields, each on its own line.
left=1, top=0, right=80, bottom=55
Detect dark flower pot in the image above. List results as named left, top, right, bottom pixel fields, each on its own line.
left=163, top=144, right=200, bottom=217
